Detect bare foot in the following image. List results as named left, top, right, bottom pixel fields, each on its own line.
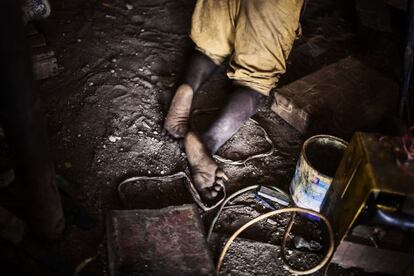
left=184, top=131, right=228, bottom=200
left=164, top=84, right=193, bottom=138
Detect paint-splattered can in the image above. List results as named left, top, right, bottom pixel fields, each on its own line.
left=290, top=135, right=348, bottom=212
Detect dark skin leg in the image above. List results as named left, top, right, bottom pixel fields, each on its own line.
left=184, top=85, right=263, bottom=200
left=201, top=86, right=263, bottom=154
left=183, top=50, right=218, bottom=93
left=164, top=51, right=218, bottom=138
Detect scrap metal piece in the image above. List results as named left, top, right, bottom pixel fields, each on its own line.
left=271, top=56, right=398, bottom=139
left=106, top=205, right=215, bottom=276
left=333, top=240, right=414, bottom=274
left=257, top=186, right=290, bottom=207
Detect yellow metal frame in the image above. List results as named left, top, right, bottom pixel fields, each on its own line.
left=322, top=132, right=414, bottom=246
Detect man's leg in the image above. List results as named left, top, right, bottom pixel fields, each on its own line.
left=164, top=0, right=237, bottom=138
left=183, top=86, right=261, bottom=200
left=206, top=0, right=303, bottom=151
left=185, top=0, right=304, bottom=199
left=164, top=51, right=217, bottom=138
left=201, top=86, right=263, bottom=154
left=0, top=0, right=64, bottom=241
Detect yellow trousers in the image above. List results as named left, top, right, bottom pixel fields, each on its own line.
left=191, top=0, right=303, bottom=95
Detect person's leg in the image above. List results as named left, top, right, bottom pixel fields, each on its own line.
left=0, top=0, right=64, bottom=241
left=184, top=85, right=262, bottom=200
left=201, top=86, right=263, bottom=154
left=164, top=51, right=217, bottom=138
left=185, top=0, right=304, bottom=199
left=164, top=0, right=237, bottom=138
left=184, top=131, right=227, bottom=200
left=201, top=0, right=303, bottom=154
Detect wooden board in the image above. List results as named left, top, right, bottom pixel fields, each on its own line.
left=271, top=56, right=398, bottom=139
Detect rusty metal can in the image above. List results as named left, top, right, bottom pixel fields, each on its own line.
left=290, top=135, right=348, bottom=212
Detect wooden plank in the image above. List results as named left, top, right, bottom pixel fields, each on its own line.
left=271, top=56, right=398, bottom=139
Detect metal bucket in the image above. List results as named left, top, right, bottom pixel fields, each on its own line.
left=290, top=135, right=348, bottom=212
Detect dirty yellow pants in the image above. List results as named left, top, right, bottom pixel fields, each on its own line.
left=191, top=0, right=303, bottom=96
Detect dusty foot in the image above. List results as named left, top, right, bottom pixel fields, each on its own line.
left=164, top=84, right=193, bottom=138
left=184, top=131, right=228, bottom=200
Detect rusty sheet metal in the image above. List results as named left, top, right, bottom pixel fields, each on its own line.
left=106, top=205, right=215, bottom=276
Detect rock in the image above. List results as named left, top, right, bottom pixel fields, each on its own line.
left=142, top=121, right=151, bottom=129
left=293, top=236, right=322, bottom=252
left=108, top=136, right=121, bottom=142
left=105, top=15, right=117, bottom=20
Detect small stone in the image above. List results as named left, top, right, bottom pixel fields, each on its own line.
left=109, top=135, right=121, bottom=142
left=89, top=82, right=94, bottom=86
left=111, top=58, right=117, bottom=63
left=160, top=170, right=165, bottom=175
left=105, top=14, right=117, bottom=20
left=294, top=236, right=322, bottom=252
left=142, top=121, right=151, bottom=129
left=148, top=171, right=151, bottom=175
left=153, top=131, right=158, bottom=135
left=110, top=69, right=115, bottom=74
left=126, top=3, right=133, bottom=10
left=266, top=219, right=277, bottom=225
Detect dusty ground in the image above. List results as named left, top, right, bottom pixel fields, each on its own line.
left=0, top=0, right=405, bottom=275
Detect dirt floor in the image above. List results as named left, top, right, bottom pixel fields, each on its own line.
left=0, top=0, right=407, bottom=275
